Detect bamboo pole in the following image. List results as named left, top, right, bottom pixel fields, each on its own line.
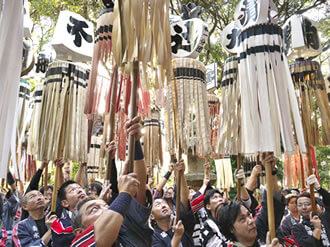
left=299, top=151, right=306, bottom=189
left=51, top=165, right=60, bottom=212
left=44, top=165, right=48, bottom=195
left=256, top=155, right=261, bottom=189
left=265, top=153, right=275, bottom=240
left=299, top=77, right=316, bottom=211
left=237, top=154, right=242, bottom=201
left=127, top=61, right=139, bottom=173
left=105, top=65, right=118, bottom=181
left=224, top=188, right=229, bottom=201
left=306, top=144, right=317, bottom=212
left=204, top=158, right=210, bottom=179
left=175, top=147, right=182, bottom=218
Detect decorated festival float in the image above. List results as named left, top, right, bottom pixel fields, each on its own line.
left=0, top=0, right=329, bottom=243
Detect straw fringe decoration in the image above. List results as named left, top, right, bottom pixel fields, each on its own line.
left=14, top=79, right=32, bottom=181
left=30, top=61, right=89, bottom=162
left=87, top=135, right=102, bottom=180
left=27, top=83, right=43, bottom=156
left=283, top=146, right=306, bottom=189
left=85, top=8, right=114, bottom=117
left=237, top=24, right=306, bottom=156
left=143, top=110, right=163, bottom=172
left=166, top=58, right=212, bottom=157
left=290, top=60, right=330, bottom=146
left=112, top=0, right=172, bottom=86
left=216, top=57, right=241, bottom=155
left=243, top=156, right=266, bottom=185
left=215, top=158, right=234, bottom=191
left=208, top=94, right=220, bottom=156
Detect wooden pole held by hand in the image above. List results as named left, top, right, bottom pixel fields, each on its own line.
left=106, top=65, right=118, bottom=181
left=175, top=147, right=182, bottom=219
left=44, top=164, right=48, bottom=196
left=127, top=61, right=139, bottom=173
left=299, top=151, right=306, bottom=189
left=51, top=164, right=60, bottom=212
left=265, top=153, right=275, bottom=240
left=204, top=158, right=210, bottom=179
left=306, top=145, right=317, bottom=212
left=237, top=154, right=242, bottom=201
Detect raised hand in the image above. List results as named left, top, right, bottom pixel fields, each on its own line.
left=118, top=173, right=140, bottom=198
left=105, top=140, right=117, bottom=160
left=124, top=115, right=142, bottom=140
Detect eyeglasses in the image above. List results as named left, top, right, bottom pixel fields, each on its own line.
left=297, top=202, right=311, bottom=207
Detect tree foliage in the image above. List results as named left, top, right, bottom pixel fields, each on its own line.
left=30, top=0, right=328, bottom=59
left=315, top=146, right=330, bottom=189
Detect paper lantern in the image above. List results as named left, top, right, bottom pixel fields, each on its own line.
left=283, top=15, right=322, bottom=59
left=170, top=18, right=208, bottom=59
left=52, top=11, right=94, bottom=62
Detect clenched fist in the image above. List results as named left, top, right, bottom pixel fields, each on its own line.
left=118, top=173, right=140, bottom=198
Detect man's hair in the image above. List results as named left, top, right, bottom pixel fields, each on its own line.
left=216, top=201, right=243, bottom=241
left=20, top=193, right=29, bottom=206
left=285, top=194, right=297, bottom=206
left=71, top=197, right=95, bottom=230
left=204, top=189, right=223, bottom=207
left=20, top=190, right=40, bottom=207
left=58, top=180, right=79, bottom=202
left=150, top=198, right=169, bottom=227
left=89, top=182, right=103, bottom=196
left=40, top=185, right=53, bottom=195
left=297, top=193, right=311, bottom=201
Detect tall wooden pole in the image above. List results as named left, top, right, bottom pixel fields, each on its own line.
left=299, top=151, right=306, bottom=189
left=237, top=154, right=242, bottom=201
left=51, top=165, right=60, bottom=212
left=265, top=153, right=275, bottom=239
left=105, top=65, right=118, bottom=182
left=44, top=164, right=48, bottom=195
left=204, top=158, right=210, bottom=179
left=175, top=147, right=182, bottom=218
left=306, top=144, right=317, bottom=212
left=127, top=61, right=139, bottom=173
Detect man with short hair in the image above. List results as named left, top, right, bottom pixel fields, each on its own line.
left=12, top=190, right=56, bottom=246
left=291, top=175, right=330, bottom=247
left=70, top=173, right=140, bottom=246
left=150, top=160, right=195, bottom=247
left=51, top=180, right=87, bottom=247
left=200, top=189, right=227, bottom=246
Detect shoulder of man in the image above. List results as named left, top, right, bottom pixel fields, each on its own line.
left=71, top=224, right=96, bottom=247
left=13, top=217, right=30, bottom=232
left=12, top=218, right=45, bottom=247
left=51, top=216, right=73, bottom=234
left=191, top=192, right=204, bottom=214
left=152, top=229, right=171, bottom=247
left=51, top=216, right=75, bottom=247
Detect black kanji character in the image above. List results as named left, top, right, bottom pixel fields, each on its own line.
left=67, top=16, right=93, bottom=47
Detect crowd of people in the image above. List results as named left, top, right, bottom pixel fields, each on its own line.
left=0, top=116, right=329, bottom=247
